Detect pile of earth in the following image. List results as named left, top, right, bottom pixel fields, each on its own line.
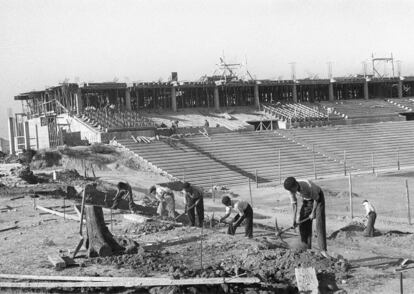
left=123, top=220, right=176, bottom=235
left=225, top=249, right=349, bottom=284
left=55, top=169, right=85, bottom=183
left=11, top=165, right=47, bottom=184
left=328, top=221, right=366, bottom=240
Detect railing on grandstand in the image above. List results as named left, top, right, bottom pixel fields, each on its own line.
left=262, top=102, right=337, bottom=128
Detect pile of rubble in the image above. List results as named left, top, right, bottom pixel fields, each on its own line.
left=123, top=221, right=176, bottom=235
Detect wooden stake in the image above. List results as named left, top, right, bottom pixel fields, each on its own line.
left=371, top=152, right=375, bottom=174
left=400, top=272, right=403, bottom=294
left=406, top=180, right=411, bottom=225
left=210, top=176, right=215, bottom=202
left=312, top=144, right=317, bottom=180
left=343, top=150, right=347, bottom=176
left=255, top=169, right=258, bottom=188
left=110, top=208, right=113, bottom=231
left=200, top=224, right=203, bottom=269
left=397, top=147, right=400, bottom=171
left=248, top=178, right=253, bottom=208
left=278, top=149, right=281, bottom=184
left=349, top=173, right=353, bottom=219
left=91, top=164, right=96, bottom=178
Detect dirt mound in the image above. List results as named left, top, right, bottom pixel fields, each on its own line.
left=328, top=221, right=365, bottom=239
left=11, top=165, right=46, bottom=184
left=230, top=249, right=349, bottom=284
left=56, top=169, right=84, bottom=183
left=30, top=150, right=62, bottom=169
left=324, top=188, right=360, bottom=198
left=124, top=220, right=176, bottom=235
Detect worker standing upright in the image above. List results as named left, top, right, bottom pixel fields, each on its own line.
left=182, top=182, right=204, bottom=227
left=283, top=177, right=328, bottom=258
left=220, top=196, right=253, bottom=238
left=362, top=200, right=376, bottom=237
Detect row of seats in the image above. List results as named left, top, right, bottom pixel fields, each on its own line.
left=387, top=98, right=414, bottom=112
left=79, top=109, right=156, bottom=131
left=262, top=103, right=331, bottom=123
left=320, top=99, right=404, bottom=119
left=279, top=120, right=414, bottom=171
left=116, top=131, right=344, bottom=188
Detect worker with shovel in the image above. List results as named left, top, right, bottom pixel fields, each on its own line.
left=283, top=177, right=328, bottom=258
left=219, top=196, right=253, bottom=238
left=182, top=182, right=204, bottom=227
left=111, top=182, right=136, bottom=213
left=362, top=200, right=376, bottom=237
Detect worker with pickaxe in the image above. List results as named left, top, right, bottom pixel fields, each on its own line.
left=283, top=177, right=329, bottom=258
left=182, top=182, right=204, bottom=227
left=219, top=196, right=253, bottom=238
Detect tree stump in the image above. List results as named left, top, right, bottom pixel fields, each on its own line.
left=85, top=205, right=124, bottom=257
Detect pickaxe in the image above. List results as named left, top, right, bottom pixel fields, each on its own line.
left=174, top=199, right=200, bottom=221
left=72, top=189, right=87, bottom=259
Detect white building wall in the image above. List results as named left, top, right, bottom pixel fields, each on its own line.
left=57, top=114, right=102, bottom=144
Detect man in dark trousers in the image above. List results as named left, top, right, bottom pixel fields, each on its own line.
left=111, top=182, right=136, bottom=213
left=283, top=177, right=328, bottom=258
left=182, top=182, right=204, bottom=227
left=220, top=196, right=253, bottom=238
left=362, top=200, right=376, bottom=237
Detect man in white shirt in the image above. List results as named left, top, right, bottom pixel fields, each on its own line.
left=149, top=185, right=176, bottom=219
left=362, top=200, right=376, bottom=237
left=220, top=196, right=253, bottom=238
left=284, top=176, right=328, bottom=257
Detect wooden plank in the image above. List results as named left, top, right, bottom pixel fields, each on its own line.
left=0, top=226, right=18, bottom=233
left=0, top=277, right=260, bottom=288
left=36, top=205, right=80, bottom=222
left=47, top=254, right=66, bottom=269
left=295, top=267, right=318, bottom=293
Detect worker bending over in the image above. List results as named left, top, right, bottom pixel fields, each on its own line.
left=149, top=185, right=176, bottom=219
left=182, top=182, right=204, bottom=227
left=283, top=177, right=328, bottom=258
left=220, top=196, right=253, bottom=238
left=111, top=182, right=136, bottom=213
left=362, top=200, right=376, bottom=237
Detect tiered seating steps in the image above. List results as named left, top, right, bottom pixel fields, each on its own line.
left=279, top=121, right=414, bottom=171
left=116, top=131, right=344, bottom=188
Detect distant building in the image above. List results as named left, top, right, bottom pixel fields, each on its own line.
left=0, top=137, right=10, bottom=154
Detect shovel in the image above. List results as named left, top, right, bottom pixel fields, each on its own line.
left=275, top=217, right=311, bottom=242
left=72, top=189, right=87, bottom=259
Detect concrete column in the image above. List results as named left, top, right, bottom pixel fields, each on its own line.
left=292, top=83, right=298, bottom=103
left=171, top=87, right=177, bottom=112
left=8, top=117, right=15, bottom=155
left=254, top=84, right=260, bottom=108
left=364, top=81, right=369, bottom=100
left=398, top=79, right=403, bottom=99
left=214, top=87, right=220, bottom=111
left=328, top=83, right=334, bottom=101
left=24, top=121, right=30, bottom=150
left=76, top=89, right=83, bottom=115
left=135, top=89, right=139, bottom=110
left=125, top=88, right=132, bottom=111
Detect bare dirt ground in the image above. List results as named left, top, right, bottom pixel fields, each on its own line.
left=0, top=146, right=413, bottom=293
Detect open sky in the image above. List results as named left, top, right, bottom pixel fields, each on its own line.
left=1, top=0, right=414, bottom=138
